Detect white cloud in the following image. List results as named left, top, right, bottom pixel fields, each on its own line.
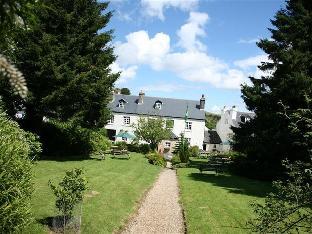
left=115, top=30, right=170, bottom=70
left=209, top=105, right=222, bottom=114
left=113, top=12, right=258, bottom=89
left=238, top=38, right=259, bottom=44
left=177, top=12, right=209, bottom=51
left=141, top=0, right=198, bottom=20
left=234, top=54, right=269, bottom=69
left=110, top=62, right=138, bottom=84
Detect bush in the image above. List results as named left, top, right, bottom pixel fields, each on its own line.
left=171, top=155, right=181, bottom=165
left=49, top=168, right=87, bottom=218
left=24, top=131, right=42, bottom=160
left=189, top=146, right=200, bottom=158
left=146, top=152, right=166, bottom=167
left=175, top=136, right=190, bottom=163
left=0, top=111, right=36, bottom=232
left=90, top=129, right=111, bottom=154
left=139, top=144, right=151, bottom=154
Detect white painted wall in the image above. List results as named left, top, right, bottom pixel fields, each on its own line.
left=105, top=113, right=205, bottom=149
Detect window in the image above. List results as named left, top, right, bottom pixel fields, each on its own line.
left=185, top=121, right=192, bottom=130
left=240, top=116, right=246, bottom=123
left=166, top=119, right=174, bottom=129
left=155, top=102, right=162, bottom=109
left=108, top=115, right=114, bottom=124
left=123, top=116, right=130, bottom=125
left=118, top=101, right=125, bottom=108
left=122, top=137, right=127, bottom=141
left=165, top=142, right=171, bottom=148
left=185, top=138, right=191, bottom=143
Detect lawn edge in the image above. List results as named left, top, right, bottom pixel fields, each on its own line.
left=113, top=168, right=164, bottom=234
left=176, top=168, right=188, bottom=234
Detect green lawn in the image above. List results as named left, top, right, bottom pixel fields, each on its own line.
left=25, top=153, right=161, bottom=234
left=177, top=159, right=272, bottom=234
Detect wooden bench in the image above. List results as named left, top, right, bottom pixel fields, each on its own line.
left=112, top=149, right=130, bottom=160
left=198, top=157, right=231, bottom=174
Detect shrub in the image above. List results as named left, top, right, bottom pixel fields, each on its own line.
left=146, top=152, right=166, bottom=167
left=90, top=129, right=111, bottom=154
left=174, top=136, right=190, bottom=163
left=24, top=131, right=42, bottom=160
left=189, top=146, right=200, bottom=158
left=0, top=111, right=35, bottom=232
left=41, top=120, right=92, bottom=156
left=171, top=155, right=181, bottom=165
left=127, top=143, right=139, bottom=152
left=139, top=144, right=151, bottom=154
left=114, top=141, right=127, bottom=150
left=49, top=168, right=87, bottom=219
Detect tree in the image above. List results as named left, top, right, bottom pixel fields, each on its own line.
left=120, top=88, right=131, bottom=95
left=49, top=168, right=87, bottom=231
left=134, top=117, right=171, bottom=150
left=1, top=0, right=119, bottom=131
left=232, top=0, right=312, bottom=178
left=205, top=112, right=220, bottom=129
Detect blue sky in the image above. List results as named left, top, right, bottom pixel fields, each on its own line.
left=106, top=0, right=285, bottom=113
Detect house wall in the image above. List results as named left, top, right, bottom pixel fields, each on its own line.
left=105, top=113, right=205, bottom=149
left=216, top=108, right=236, bottom=144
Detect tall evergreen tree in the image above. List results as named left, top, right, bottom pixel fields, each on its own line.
left=232, top=0, right=312, bottom=178
left=1, top=0, right=118, bottom=131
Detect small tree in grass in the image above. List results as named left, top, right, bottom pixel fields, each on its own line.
left=49, top=168, right=87, bottom=232
left=174, top=135, right=190, bottom=163
left=134, top=117, right=171, bottom=151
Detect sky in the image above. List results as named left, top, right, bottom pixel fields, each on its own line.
left=106, top=0, right=286, bottom=113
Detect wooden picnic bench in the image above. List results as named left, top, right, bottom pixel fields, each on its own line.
left=112, top=148, right=130, bottom=160
left=198, top=156, right=232, bottom=174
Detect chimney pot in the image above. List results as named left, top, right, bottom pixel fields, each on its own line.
left=200, top=94, right=205, bottom=110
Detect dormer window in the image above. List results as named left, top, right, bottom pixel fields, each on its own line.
left=154, top=101, right=162, bottom=110
left=118, top=99, right=127, bottom=108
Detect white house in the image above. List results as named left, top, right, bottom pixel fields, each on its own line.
left=216, top=106, right=255, bottom=151
left=105, top=91, right=208, bottom=151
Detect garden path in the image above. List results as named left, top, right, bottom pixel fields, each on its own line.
left=121, top=164, right=184, bottom=234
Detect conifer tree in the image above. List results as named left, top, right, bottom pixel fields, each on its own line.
left=1, top=0, right=118, bottom=130
left=232, top=0, right=312, bottom=178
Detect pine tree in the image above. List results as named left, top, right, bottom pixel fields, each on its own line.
left=1, top=0, right=118, bottom=131
left=232, top=0, right=312, bottom=178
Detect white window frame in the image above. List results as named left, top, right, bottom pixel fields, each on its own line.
left=118, top=101, right=125, bottom=108
left=122, top=137, right=127, bottom=141
left=155, top=102, right=162, bottom=109
left=185, top=121, right=192, bottom=130
left=165, top=142, right=171, bottom=148
left=108, top=115, right=114, bottom=124
left=186, top=138, right=191, bottom=143
left=123, top=116, right=130, bottom=125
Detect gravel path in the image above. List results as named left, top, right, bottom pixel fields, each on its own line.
left=121, top=167, right=184, bottom=234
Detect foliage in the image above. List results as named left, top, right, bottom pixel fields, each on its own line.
left=24, top=131, right=42, bottom=160
left=1, top=0, right=119, bottom=132
left=189, top=145, right=200, bottom=158
left=49, top=168, right=87, bottom=218
left=0, top=110, right=34, bottom=233
left=205, top=112, right=220, bottom=129
left=165, top=119, right=174, bottom=129
left=174, top=135, right=190, bottom=163
left=134, top=117, right=171, bottom=150
left=146, top=152, right=166, bottom=167
left=128, top=143, right=151, bottom=154
left=120, top=88, right=131, bottom=95
left=232, top=0, right=312, bottom=178
left=114, top=141, right=128, bottom=150
left=171, top=154, right=181, bottom=165
left=90, top=129, right=111, bottom=154
left=249, top=159, right=312, bottom=233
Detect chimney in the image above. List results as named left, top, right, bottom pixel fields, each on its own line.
left=138, top=90, right=145, bottom=104
left=199, top=94, right=205, bottom=110
left=231, top=105, right=238, bottom=120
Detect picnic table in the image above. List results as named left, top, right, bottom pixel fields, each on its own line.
left=111, top=147, right=130, bottom=160
left=198, top=156, right=232, bottom=174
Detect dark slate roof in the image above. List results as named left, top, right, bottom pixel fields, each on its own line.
left=226, top=110, right=255, bottom=127
left=204, top=130, right=222, bottom=144
left=108, top=94, right=205, bottom=120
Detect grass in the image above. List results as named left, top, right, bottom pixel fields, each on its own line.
left=177, top=158, right=272, bottom=234
left=25, top=153, right=161, bottom=234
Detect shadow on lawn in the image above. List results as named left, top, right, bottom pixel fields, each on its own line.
left=188, top=172, right=272, bottom=198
